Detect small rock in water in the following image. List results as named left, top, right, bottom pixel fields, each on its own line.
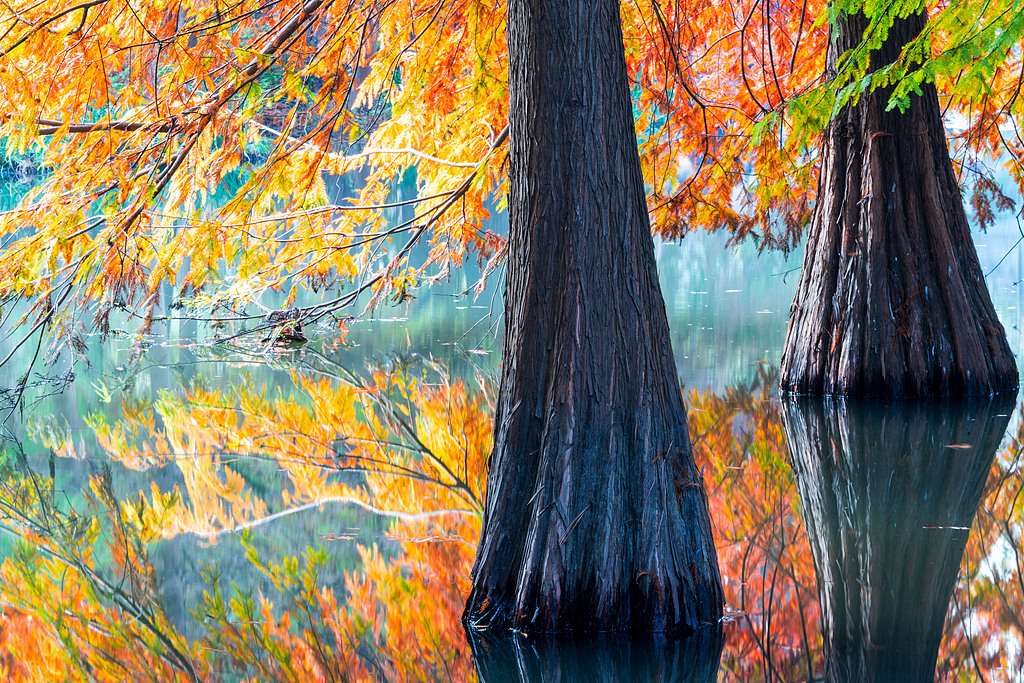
left=261, top=309, right=308, bottom=345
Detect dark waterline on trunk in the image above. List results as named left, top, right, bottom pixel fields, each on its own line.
left=468, top=625, right=724, bottom=682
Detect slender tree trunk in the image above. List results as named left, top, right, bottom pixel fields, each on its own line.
left=782, top=394, right=1013, bottom=682
left=462, top=0, right=723, bottom=632
left=780, top=9, right=1018, bottom=397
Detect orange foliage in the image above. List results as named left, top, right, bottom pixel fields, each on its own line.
left=3, top=0, right=1019, bottom=353
left=689, top=368, right=820, bottom=681
left=4, top=363, right=1024, bottom=679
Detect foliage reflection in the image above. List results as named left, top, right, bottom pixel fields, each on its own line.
left=0, top=359, right=1021, bottom=680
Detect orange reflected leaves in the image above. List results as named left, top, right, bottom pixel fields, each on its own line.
left=689, top=369, right=820, bottom=681
left=2, top=364, right=1024, bottom=680
left=0, top=360, right=490, bottom=680
left=0, top=469, right=199, bottom=682
left=940, top=413, right=1024, bottom=680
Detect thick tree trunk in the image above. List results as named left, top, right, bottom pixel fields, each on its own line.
left=780, top=10, right=1018, bottom=396
left=782, top=394, right=1014, bottom=682
left=462, top=0, right=723, bottom=632
left=467, top=627, right=723, bottom=682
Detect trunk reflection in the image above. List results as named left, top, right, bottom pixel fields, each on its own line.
left=468, top=626, right=724, bottom=682
left=782, top=392, right=1016, bottom=683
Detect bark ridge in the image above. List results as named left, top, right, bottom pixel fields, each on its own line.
left=780, top=11, right=1018, bottom=397
left=463, top=0, right=723, bottom=632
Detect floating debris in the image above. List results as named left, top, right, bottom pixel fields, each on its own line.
left=261, top=309, right=308, bottom=345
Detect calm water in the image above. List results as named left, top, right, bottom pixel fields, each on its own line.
left=1, top=181, right=1023, bottom=680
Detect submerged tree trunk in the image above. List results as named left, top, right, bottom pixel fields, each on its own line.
left=780, top=10, right=1018, bottom=397
left=782, top=394, right=1014, bottom=682
left=462, top=0, right=723, bottom=632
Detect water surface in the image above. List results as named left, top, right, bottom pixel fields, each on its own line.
left=0, top=196, right=1022, bottom=680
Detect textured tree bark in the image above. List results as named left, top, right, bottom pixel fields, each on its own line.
left=467, top=627, right=723, bottom=681
left=779, top=9, right=1018, bottom=396
left=782, top=394, right=1014, bottom=682
left=462, top=0, right=723, bottom=632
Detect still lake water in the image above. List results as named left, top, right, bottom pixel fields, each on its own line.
left=1, top=176, right=1023, bottom=679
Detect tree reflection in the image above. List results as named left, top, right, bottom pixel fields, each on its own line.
left=468, top=627, right=723, bottom=682
left=1, top=357, right=1022, bottom=680
left=781, top=393, right=1015, bottom=683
